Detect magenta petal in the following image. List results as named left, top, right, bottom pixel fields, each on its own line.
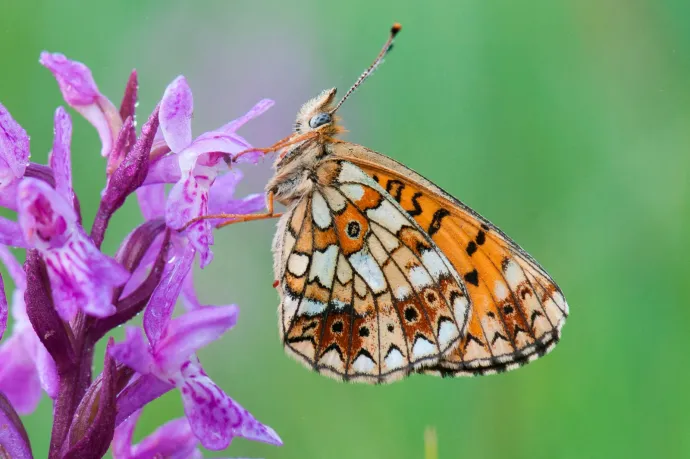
left=0, top=335, right=42, bottom=415
left=39, top=52, right=121, bottom=157
left=216, top=98, right=274, bottom=134
left=155, top=306, right=238, bottom=371
left=128, top=416, right=200, bottom=459
left=0, top=245, right=26, bottom=291
left=111, top=409, right=140, bottom=458
left=0, top=217, right=28, bottom=248
left=160, top=76, right=193, bottom=153
left=39, top=52, right=100, bottom=105
left=179, top=361, right=282, bottom=450
left=0, top=102, right=30, bottom=189
left=0, top=273, right=7, bottom=340
left=110, top=327, right=154, bottom=375
left=180, top=271, right=200, bottom=311
left=0, top=393, right=33, bottom=459
left=166, top=175, right=214, bottom=268
left=143, top=243, right=195, bottom=344
left=115, top=374, right=173, bottom=428
left=35, top=344, right=59, bottom=399
left=49, top=107, right=74, bottom=203
left=135, top=184, right=166, bottom=221
left=143, top=153, right=180, bottom=185
left=16, top=178, right=76, bottom=250
left=177, top=133, right=247, bottom=174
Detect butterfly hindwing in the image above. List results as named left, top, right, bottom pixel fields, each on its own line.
left=274, top=160, right=471, bottom=383
left=330, top=143, right=568, bottom=376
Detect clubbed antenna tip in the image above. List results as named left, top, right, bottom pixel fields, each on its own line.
left=331, top=23, right=402, bottom=114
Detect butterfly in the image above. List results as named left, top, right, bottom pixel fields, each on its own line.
left=196, top=23, right=568, bottom=384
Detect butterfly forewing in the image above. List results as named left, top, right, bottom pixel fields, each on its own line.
left=330, top=143, right=568, bottom=376
left=273, top=160, right=471, bottom=383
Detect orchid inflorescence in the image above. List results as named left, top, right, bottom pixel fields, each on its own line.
left=0, top=52, right=281, bottom=458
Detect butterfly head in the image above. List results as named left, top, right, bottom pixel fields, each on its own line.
left=294, top=88, right=341, bottom=136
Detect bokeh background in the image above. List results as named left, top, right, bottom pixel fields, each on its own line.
left=1, top=0, right=689, bottom=457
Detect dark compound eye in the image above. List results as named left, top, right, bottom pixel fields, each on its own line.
left=309, top=112, right=332, bottom=128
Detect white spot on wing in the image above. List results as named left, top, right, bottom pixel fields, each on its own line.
left=494, top=281, right=509, bottom=300
left=384, top=348, right=404, bottom=369
left=282, top=294, right=300, bottom=329
left=349, top=249, right=387, bottom=294
left=395, top=284, right=412, bottom=300
left=437, top=320, right=457, bottom=347
left=322, top=187, right=346, bottom=212
left=312, top=191, right=332, bottom=229
left=367, top=200, right=410, bottom=233
left=352, top=354, right=376, bottom=373
left=409, top=266, right=433, bottom=289
left=504, top=260, right=521, bottom=286
left=302, top=299, right=326, bottom=316
left=421, top=250, right=450, bottom=281
left=412, top=337, right=436, bottom=358
left=309, top=245, right=339, bottom=287
left=338, top=162, right=371, bottom=183
left=453, top=293, right=469, bottom=326
left=287, top=253, right=309, bottom=276
left=340, top=184, right=365, bottom=201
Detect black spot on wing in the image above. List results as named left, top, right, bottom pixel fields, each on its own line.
left=464, top=269, right=479, bottom=287
left=428, top=209, right=450, bottom=237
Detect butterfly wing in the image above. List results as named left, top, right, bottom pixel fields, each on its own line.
left=330, top=142, right=568, bottom=376
left=272, top=160, right=471, bottom=383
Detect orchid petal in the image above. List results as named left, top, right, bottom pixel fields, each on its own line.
left=155, top=306, right=238, bottom=371
left=0, top=102, right=30, bottom=189
left=136, top=184, right=166, bottom=221
left=0, top=335, right=42, bottom=414
left=216, top=98, right=274, bottom=134
left=35, top=344, right=59, bottom=399
left=143, top=242, right=195, bottom=344
left=0, top=216, right=28, bottom=248
left=111, top=409, right=140, bottom=458
left=49, top=107, right=74, bottom=203
left=142, top=154, right=181, bottom=185
left=0, top=393, right=33, bottom=458
left=128, top=416, right=200, bottom=459
left=179, top=360, right=282, bottom=450
left=217, top=99, right=275, bottom=134
left=0, top=245, right=27, bottom=291
left=160, top=76, right=193, bottom=153
left=177, top=133, right=246, bottom=175
left=166, top=175, right=214, bottom=268
left=0, top=273, right=7, bottom=341
left=114, top=374, right=173, bottom=428
left=17, top=179, right=129, bottom=320
left=109, top=327, right=154, bottom=375
left=39, top=52, right=122, bottom=157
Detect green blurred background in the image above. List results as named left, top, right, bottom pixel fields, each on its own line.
left=1, top=0, right=689, bottom=457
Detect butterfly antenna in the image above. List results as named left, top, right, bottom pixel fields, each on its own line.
left=330, top=22, right=402, bottom=114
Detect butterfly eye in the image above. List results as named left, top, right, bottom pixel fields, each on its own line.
left=309, top=112, right=332, bottom=128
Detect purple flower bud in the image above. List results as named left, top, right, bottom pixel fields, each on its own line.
left=92, top=105, right=160, bottom=249
left=39, top=52, right=122, bottom=158
left=23, top=249, right=75, bottom=372
left=62, top=339, right=117, bottom=459
left=0, top=392, right=33, bottom=458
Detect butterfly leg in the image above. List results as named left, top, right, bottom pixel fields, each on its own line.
left=179, top=191, right=283, bottom=231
